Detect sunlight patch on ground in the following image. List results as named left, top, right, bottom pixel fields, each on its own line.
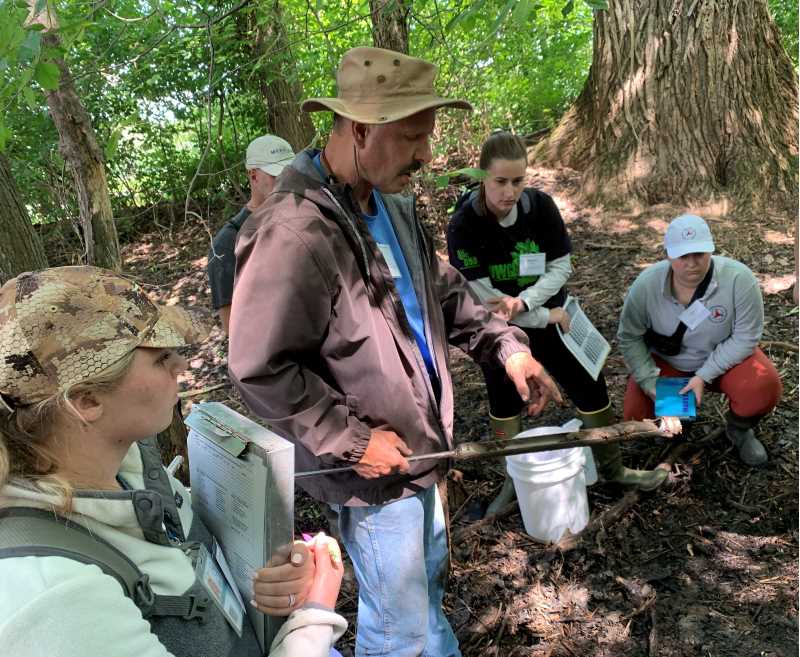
left=756, top=273, right=795, bottom=295
left=646, top=218, right=669, bottom=235
left=608, top=218, right=636, bottom=235
left=686, top=198, right=733, bottom=219
left=763, top=230, right=794, bottom=245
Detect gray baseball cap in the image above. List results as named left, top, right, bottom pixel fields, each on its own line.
left=245, top=135, right=295, bottom=176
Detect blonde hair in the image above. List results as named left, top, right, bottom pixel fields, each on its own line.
left=0, top=350, right=137, bottom=511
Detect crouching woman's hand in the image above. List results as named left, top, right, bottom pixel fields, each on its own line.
left=305, top=533, right=344, bottom=610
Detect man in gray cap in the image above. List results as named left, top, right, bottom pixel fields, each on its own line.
left=207, top=134, right=294, bottom=333
left=228, top=47, right=562, bottom=657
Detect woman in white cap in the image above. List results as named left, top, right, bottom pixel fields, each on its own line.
left=0, top=266, right=346, bottom=656
left=618, top=215, right=782, bottom=465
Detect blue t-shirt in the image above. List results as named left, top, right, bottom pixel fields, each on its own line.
left=361, top=190, right=436, bottom=381
left=313, top=153, right=436, bottom=381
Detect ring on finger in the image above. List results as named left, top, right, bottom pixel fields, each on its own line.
left=287, top=593, right=296, bottom=607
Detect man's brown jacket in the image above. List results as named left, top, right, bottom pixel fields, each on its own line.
left=229, top=150, right=530, bottom=506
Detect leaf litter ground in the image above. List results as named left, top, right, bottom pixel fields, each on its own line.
left=116, top=165, right=798, bottom=657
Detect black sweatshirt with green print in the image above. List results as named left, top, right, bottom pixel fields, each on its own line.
left=447, top=188, right=571, bottom=307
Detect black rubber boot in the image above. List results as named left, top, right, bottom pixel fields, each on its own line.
left=725, top=411, right=767, bottom=466
left=581, top=404, right=667, bottom=492
left=484, top=414, right=521, bottom=516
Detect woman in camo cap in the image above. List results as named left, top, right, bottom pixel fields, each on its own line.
left=0, top=266, right=345, bottom=657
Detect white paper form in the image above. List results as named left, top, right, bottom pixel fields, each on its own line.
left=189, top=432, right=267, bottom=596
left=555, top=296, right=611, bottom=381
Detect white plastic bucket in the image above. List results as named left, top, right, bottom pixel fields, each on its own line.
left=582, top=446, right=598, bottom=486
left=506, top=446, right=590, bottom=543
left=512, top=419, right=598, bottom=486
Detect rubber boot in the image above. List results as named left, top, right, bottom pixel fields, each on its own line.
left=725, top=411, right=767, bottom=466
left=484, top=414, right=522, bottom=517
left=581, top=404, right=668, bottom=492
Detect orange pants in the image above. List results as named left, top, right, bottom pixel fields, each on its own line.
left=623, top=348, right=782, bottom=420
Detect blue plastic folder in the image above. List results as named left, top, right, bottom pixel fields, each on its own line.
left=655, top=377, right=697, bottom=419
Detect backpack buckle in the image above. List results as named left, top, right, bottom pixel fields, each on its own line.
left=133, top=574, right=156, bottom=617
left=184, top=594, right=210, bottom=622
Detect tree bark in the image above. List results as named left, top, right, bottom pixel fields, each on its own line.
left=157, top=404, right=191, bottom=484
left=0, top=155, right=48, bottom=284
left=42, top=32, right=121, bottom=271
left=249, top=0, right=315, bottom=151
left=533, top=0, right=798, bottom=212
left=370, top=0, right=410, bottom=53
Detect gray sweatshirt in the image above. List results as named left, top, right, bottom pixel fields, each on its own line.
left=617, top=255, right=763, bottom=395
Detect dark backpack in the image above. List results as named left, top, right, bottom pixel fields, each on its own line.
left=0, top=506, right=208, bottom=621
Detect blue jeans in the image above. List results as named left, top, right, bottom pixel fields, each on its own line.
left=330, top=485, right=461, bottom=657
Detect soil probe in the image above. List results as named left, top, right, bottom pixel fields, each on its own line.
left=295, top=419, right=666, bottom=478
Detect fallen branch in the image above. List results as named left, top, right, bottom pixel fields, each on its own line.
left=178, top=382, right=231, bottom=398
left=648, top=607, right=658, bottom=657
left=761, top=340, right=799, bottom=353
left=560, top=428, right=719, bottom=547
left=582, top=242, right=641, bottom=250
left=452, top=501, right=518, bottom=545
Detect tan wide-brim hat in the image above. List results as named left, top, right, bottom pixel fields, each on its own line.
left=302, top=47, right=473, bottom=124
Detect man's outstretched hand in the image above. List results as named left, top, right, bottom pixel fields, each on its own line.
left=353, top=428, right=412, bottom=479
left=504, top=351, right=563, bottom=415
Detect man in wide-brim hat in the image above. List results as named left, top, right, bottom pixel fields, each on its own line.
left=229, top=46, right=562, bottom=657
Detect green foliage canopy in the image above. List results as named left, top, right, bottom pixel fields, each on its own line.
left=0, top=0, right=795, bottom=232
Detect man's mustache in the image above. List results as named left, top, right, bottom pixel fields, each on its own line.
left=401, top=161, right=424, bottom=175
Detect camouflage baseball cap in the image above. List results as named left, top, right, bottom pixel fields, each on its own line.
left=0, top=266, right=211, bottom=409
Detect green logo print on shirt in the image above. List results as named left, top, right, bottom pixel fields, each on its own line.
left=457, top=249, right=479, bottom=269
left=488, top=239, right=540, bottom=287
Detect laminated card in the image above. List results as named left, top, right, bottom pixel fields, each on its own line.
left=655, top=377, right=697, bottom=419
left=186, top=401, right=294, bottom=654
left=555, top=296, right=611, bottom=381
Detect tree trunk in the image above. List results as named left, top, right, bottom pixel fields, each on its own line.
left=0, top=155, right=48, bottom=284
left=251, top=0, right=316, bottom=151
left=370, top=0, right=410, bottom=53
left=42, top=33, right=121, bottom=271
left=533, top=0, right=798, bottom=212
left=157, top=404, right=191, bottom=484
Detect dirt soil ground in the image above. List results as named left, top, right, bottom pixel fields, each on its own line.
left=116, top=164, right=798, bottom=657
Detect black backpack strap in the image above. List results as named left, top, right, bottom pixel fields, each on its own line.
left=0, top=506, right=208, bottom=622
left=669, top=258, right=716, bottom=343
left=137, top=437, right=186, bottom=543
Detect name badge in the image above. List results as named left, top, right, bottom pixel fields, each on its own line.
left=195, top=543, right=245, bottom=636
left=519, top=253, right=546, bottom=277
left=679, top=300, right=711, bottom=330
left=377, top=243, right=402, bottom=278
